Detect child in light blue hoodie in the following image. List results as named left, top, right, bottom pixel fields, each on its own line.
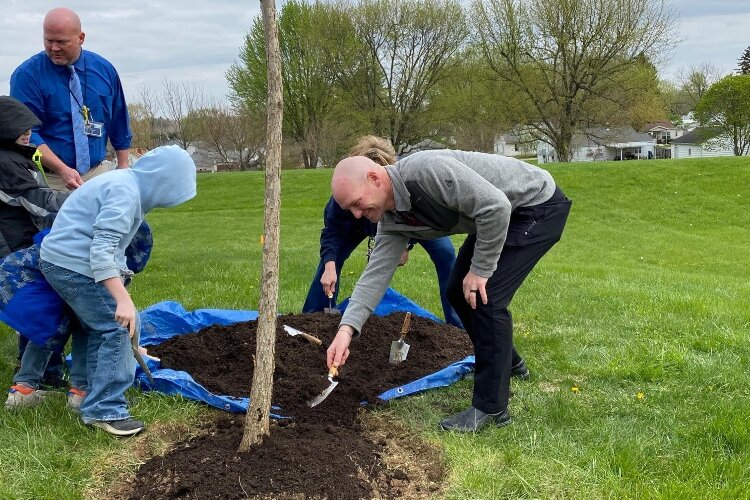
left=40, top=145, right=196, bottom=436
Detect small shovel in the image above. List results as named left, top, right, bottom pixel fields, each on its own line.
left=130, top=316, right=155, bottom=384
left=308, top=365, right=339, bottom=407
left=324, top=291, right=341, bottom=315
left=389, top=312, right=412, bottom=364
left=283, top=324, right=322, bottom=345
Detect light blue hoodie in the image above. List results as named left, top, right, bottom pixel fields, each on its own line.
left=41, top=145, right=196, bottom=282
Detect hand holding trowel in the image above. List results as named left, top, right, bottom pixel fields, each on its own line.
left=389, top=312, right=412, bottom=364
left=324, top=288, right=340, bottom=316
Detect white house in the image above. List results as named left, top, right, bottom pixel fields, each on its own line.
left=671, top=128, right=745, bottom=159
left=640, top=121, right=684, bottom=144
left=537, top=127, right=656, bottom=164
left=493, top=132, right=537, bottom=158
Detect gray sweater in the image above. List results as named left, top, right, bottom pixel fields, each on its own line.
left=341, top=150, right=556, bottom=335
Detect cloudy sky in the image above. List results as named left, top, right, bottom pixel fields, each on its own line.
left=1, top=0, right=748, bottom=106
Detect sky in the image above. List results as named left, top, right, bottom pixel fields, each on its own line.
left=0, top=0, right=748, bottom=107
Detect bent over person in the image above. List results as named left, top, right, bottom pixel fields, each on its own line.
left=304, top=135, right=463, bottom=328
left=326, top=150, right=572, bottom=432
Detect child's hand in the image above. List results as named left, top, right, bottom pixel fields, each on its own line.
left=115, top=297, right=138, bottom=338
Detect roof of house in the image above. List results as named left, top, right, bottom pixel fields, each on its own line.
left=574, top=127, right=654, bottom=147
left=670, top=127, right=723, bottom=145
left=640, top=121, right=677, bottom=132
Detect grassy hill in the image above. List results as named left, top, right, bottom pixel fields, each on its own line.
left=1, top=156, right=749, bottom=498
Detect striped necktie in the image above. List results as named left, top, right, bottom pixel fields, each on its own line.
left=67, top=65, right=90, bottom=174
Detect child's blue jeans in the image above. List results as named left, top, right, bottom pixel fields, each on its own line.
left=40, top=260, right=136, bottom=423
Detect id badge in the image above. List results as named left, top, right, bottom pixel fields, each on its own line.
left=85, top=121, right=104, bottom=137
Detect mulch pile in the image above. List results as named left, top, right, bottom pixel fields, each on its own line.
left=126, top=312, right=472, bottom=499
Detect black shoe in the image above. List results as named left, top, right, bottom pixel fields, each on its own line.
left=511, top=359, right=530, bottom=380
left=439, top=406, right=511, bottom=433
left=89, top=418, right=145, bottom=437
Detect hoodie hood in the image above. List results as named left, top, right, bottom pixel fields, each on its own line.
left=131, top=145, right=197, bottom=212
left=0, top=95, right=41, bottom=142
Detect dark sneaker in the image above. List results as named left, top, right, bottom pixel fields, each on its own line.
left=89, top=418, right=145, bottom=437
left=511, top=359, right=530, bottom=380
left=439, top=406, right=511, bottom=433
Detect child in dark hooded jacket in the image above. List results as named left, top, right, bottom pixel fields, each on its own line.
left=0, top=95, right=71, bottom=400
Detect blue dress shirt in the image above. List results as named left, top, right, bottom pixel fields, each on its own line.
left=10, top=50, right=132, bottom=170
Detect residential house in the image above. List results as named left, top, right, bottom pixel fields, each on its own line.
left=671, top=127, right=744, bottom=159
left=493, top=132, right=537, bottom=158
left=537, top=127, right=656, bottom=164
left=640, top=121, right=683, bottom=159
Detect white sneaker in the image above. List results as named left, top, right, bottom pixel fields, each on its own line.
left=5, top=385, right=48, bottom=408
left=67, top=388, right=87, bottom=410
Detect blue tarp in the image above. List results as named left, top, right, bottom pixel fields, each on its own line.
left=133, top=287, right=474, bottom=415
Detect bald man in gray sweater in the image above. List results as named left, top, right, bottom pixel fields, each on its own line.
left=327, top=150, right=572, bottom=432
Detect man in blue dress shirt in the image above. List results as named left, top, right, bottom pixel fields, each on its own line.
left=10, top=7, right=132, bottom=191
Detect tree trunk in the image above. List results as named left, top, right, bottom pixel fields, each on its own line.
left=239, top=0, right=283, bottom=452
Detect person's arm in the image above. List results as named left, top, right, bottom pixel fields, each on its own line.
left=115, top=149, right=130, bottom=169
left=326, top=233, right=408, bottom=368
left=0, top=163, right=70, bottom=227
left=106, top=70, right=132, bottom=159
left=37, top=144, right=83, bottom=189
left=318, top=197, right=355, bottom=295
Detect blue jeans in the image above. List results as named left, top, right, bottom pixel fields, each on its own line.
left=40, top=260, right=136, bottom=423
left=13, top=334, right=70, bottom=389
left=14, top=328, right=86, bottom=391
left=302, top=236, right=463, bottom=328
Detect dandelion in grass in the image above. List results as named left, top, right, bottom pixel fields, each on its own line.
left=571, top=385, right=580, bottom=394
left=636, top=392, right=645, bottom=401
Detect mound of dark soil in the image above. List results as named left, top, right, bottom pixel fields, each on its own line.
left=127, top=312, right=472, bottom=499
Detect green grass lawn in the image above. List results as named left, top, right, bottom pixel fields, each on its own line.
left=1, top=156, right=749, bottom=498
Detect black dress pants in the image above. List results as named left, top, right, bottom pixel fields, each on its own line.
left=446, top=187, right=572, bottom=414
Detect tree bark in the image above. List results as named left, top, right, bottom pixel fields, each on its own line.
left=239, top=0, right=283, bottom=452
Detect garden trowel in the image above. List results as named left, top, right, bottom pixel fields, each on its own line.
left=283, top=324, right=322, bottom=345
left=389, top=312, right=412, bottom=364
left=131, top=315, right=155, bottom=384
left=308, top=365, right=339, bottom=407
left=324, top=291, right=340, bottom=315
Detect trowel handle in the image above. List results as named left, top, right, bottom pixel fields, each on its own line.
left=328, top=365, right=338, bottom=378
left=399, top=312, right=412, bottom=340
left=300, top=332, right=323, bottom=345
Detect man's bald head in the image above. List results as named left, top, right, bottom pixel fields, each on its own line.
left=331, top=156, right=374, bottom=200
left=331, top=156, right=394, bottom=222
left=44, top=8, right=82, bottom=32
left=43, top=8, right=84, bottom=66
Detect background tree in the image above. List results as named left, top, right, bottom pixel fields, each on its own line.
left=471, top=0, right=678, bottom=162
left=228, top=1, right=344, bottom=168
left=427, top=47, right=521, bottom=152
left=695, top=74, right=750, bottom=156
left=348, top=0, right=468, bottom=152
left=160, top=79, right=205, bottom=150
left=738, top=45, right=750, bottom=75
left=192, top=103, right=266, bottom=169
left=676, top=63, right=723, bottom=106
left=240, top=0, right=283, bottom=450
